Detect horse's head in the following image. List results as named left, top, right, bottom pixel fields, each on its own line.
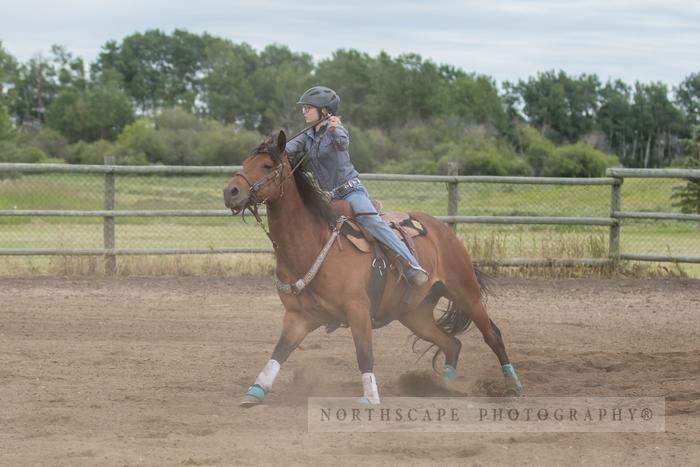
left=223, top=131, right=288, bottom=214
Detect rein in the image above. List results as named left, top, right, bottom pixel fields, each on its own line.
left=232, top=116, right=331, bottom=249
left=230, top=116, right=338, bottom=294
left=279, top=114, right=331, bottom=185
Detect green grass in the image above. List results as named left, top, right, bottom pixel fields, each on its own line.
left=1, top=172, right=698, bottom=277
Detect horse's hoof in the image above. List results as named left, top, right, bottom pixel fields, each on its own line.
left=240, top=395, right=263, bottom=408
left=502, top=386, right=523, bottom=398
left=240, top=384, right=265, bottom=408
left=356, top=396, right=381, bottom=405
left=442, top=365, right=457, bottom=384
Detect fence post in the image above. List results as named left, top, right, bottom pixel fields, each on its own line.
left=103, top=156, right=116, bottom=275
left=447, top=162, right=459, bottom=232
left=608, top=175, right=622, bottom=266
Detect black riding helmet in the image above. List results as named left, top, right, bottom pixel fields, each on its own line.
left=297, top=86, right=340, bottom=115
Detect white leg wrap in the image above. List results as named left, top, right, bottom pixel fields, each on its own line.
left=362, top=372, right=381, bottom=404
left=254, top=359, right=281, bottom=392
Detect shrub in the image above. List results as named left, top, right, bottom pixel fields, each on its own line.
left=196, top=122, right=261, bottom=165
left=544, top=143, right=618, bottom=177
left=0, top=141, right=18, bottom=162
left=117, top=118, right=166, bottom=163
left=0, top=106, right=11, bottom=140
left=14, top=146, right=49, bottom=163
left=437, top=135, right=531, bottom=176
left=69, top=140, right=120, bottom=165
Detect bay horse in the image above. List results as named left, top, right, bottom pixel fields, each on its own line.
left=223, top=131, right=523, bottom=407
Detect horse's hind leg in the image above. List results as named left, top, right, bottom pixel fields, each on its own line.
left=399, top=293, right=462, bottom=384
left=240, top=310, right=319, bottom=408
left=447, top=274, right=524, bottom=397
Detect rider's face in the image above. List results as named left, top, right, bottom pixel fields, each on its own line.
left=302, top=105, right=320, bottom=123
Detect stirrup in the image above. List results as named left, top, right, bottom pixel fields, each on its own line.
left=405, top=267, right=429, bottom=287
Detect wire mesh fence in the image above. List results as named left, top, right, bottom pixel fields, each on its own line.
left=0, top=164, right=698, bottom=276
left=616, top=175, right=700, bottom=260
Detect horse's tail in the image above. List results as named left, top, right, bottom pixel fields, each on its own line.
left=413, top=266, right=492, bottom=372
left=473, top=265, right=492, bottom=302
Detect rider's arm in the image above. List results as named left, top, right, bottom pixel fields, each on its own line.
left=285, top=134, right=306, bottom=155
left=330, top=125, right=349, bottom=151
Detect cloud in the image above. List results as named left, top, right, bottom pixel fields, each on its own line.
left=1, top=0, right=698, bottom=86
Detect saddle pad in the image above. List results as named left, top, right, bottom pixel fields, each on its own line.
left=340, top=213, right=427, bottom=253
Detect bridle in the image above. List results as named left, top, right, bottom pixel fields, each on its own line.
left=229, top=116, right=331, bottom=249
left=232, top=162, right=285, bottom=207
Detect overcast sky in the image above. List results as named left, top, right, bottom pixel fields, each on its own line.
left=1, top=0, right=698, bottom=88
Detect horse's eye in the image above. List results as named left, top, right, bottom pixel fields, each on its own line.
left=263, top=164, right=274, bottom=170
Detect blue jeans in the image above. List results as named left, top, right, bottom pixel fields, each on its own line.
left=342, top=187, right=422, bottom=270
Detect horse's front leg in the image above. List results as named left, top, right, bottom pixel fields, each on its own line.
left=346, top=300, right=380, bottom=404
left=240, top=310, right=318, bottom=408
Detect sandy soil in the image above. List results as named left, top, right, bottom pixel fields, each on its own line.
left=1, top=276, right=698, bottom=466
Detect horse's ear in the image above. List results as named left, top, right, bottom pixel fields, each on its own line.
left=277, top=130, right=287, bottom=154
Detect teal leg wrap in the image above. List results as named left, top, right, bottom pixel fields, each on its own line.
left=502, top=363, right=516, bottom=378
left=442, top=365, right=457, bottom=383
left=502, top=363, right=523, bottom=390
left=246, top=384, right=266, bottom=401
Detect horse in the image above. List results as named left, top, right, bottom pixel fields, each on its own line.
left=223, top=131, right=524, bottom=407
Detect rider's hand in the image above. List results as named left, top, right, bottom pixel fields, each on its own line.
left=328, top=116, right=341, bottom=132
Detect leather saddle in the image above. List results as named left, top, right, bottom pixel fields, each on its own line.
left=330, top=199, right=428, bottom=256
left=325, top=199, right=429, bottom=332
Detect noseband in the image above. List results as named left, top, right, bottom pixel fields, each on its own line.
left=233, top=162, right=285, bottom=207
left=231, top=148, right=307, bottom=250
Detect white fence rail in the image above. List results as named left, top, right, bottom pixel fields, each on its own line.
left=1, top=163, right=699, bottom=273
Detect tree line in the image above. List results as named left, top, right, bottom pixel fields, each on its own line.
left=1, top=29, right=698, bottom=177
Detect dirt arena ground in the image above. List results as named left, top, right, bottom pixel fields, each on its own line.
left=1, top=276, right=698, bottom=466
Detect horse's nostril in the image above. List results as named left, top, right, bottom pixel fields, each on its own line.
left=230, top=187, right=239, bottom=197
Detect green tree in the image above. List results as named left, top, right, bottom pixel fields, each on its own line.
left=365, top=52, right=446, bottom=129
left=447, top=73, right=508, bottom=133
left=631, top=82, right=685, bottom=167
left=7, top=45, right=85, bottom=126
left=597, top=80, right=633, bottom=163
left=675, top=72, right=700, bottom=126
left=505, top=70, right=600, bottom=143
left=251, top=45, right=315, bottom=133
left=315, top=49, right=374, bottom=126
left=201, top=39, right=260, bottom=127
left=93, top=29, right=214, bottom=113
left=0, top=106, right=10, bottom=139
left=11, top=54, right=59, bottom=125
left=671, top=126, right=700, bottom=215
left=45, top=77, right=134, bottom=142
left=0, top=41, right=19, bottom=119
left=49, top=45, right=86, bottom=90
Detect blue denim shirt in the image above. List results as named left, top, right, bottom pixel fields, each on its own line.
left=285, top=123, right=359, bottom=192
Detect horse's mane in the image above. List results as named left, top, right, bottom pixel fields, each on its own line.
left=257, top=137, right=339, bottom=226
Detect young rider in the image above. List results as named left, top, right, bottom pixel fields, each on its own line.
left=285, top=86, right=429, bottom=287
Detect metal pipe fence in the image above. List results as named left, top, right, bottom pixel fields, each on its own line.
left=1, top=162, right=698, bottom=273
